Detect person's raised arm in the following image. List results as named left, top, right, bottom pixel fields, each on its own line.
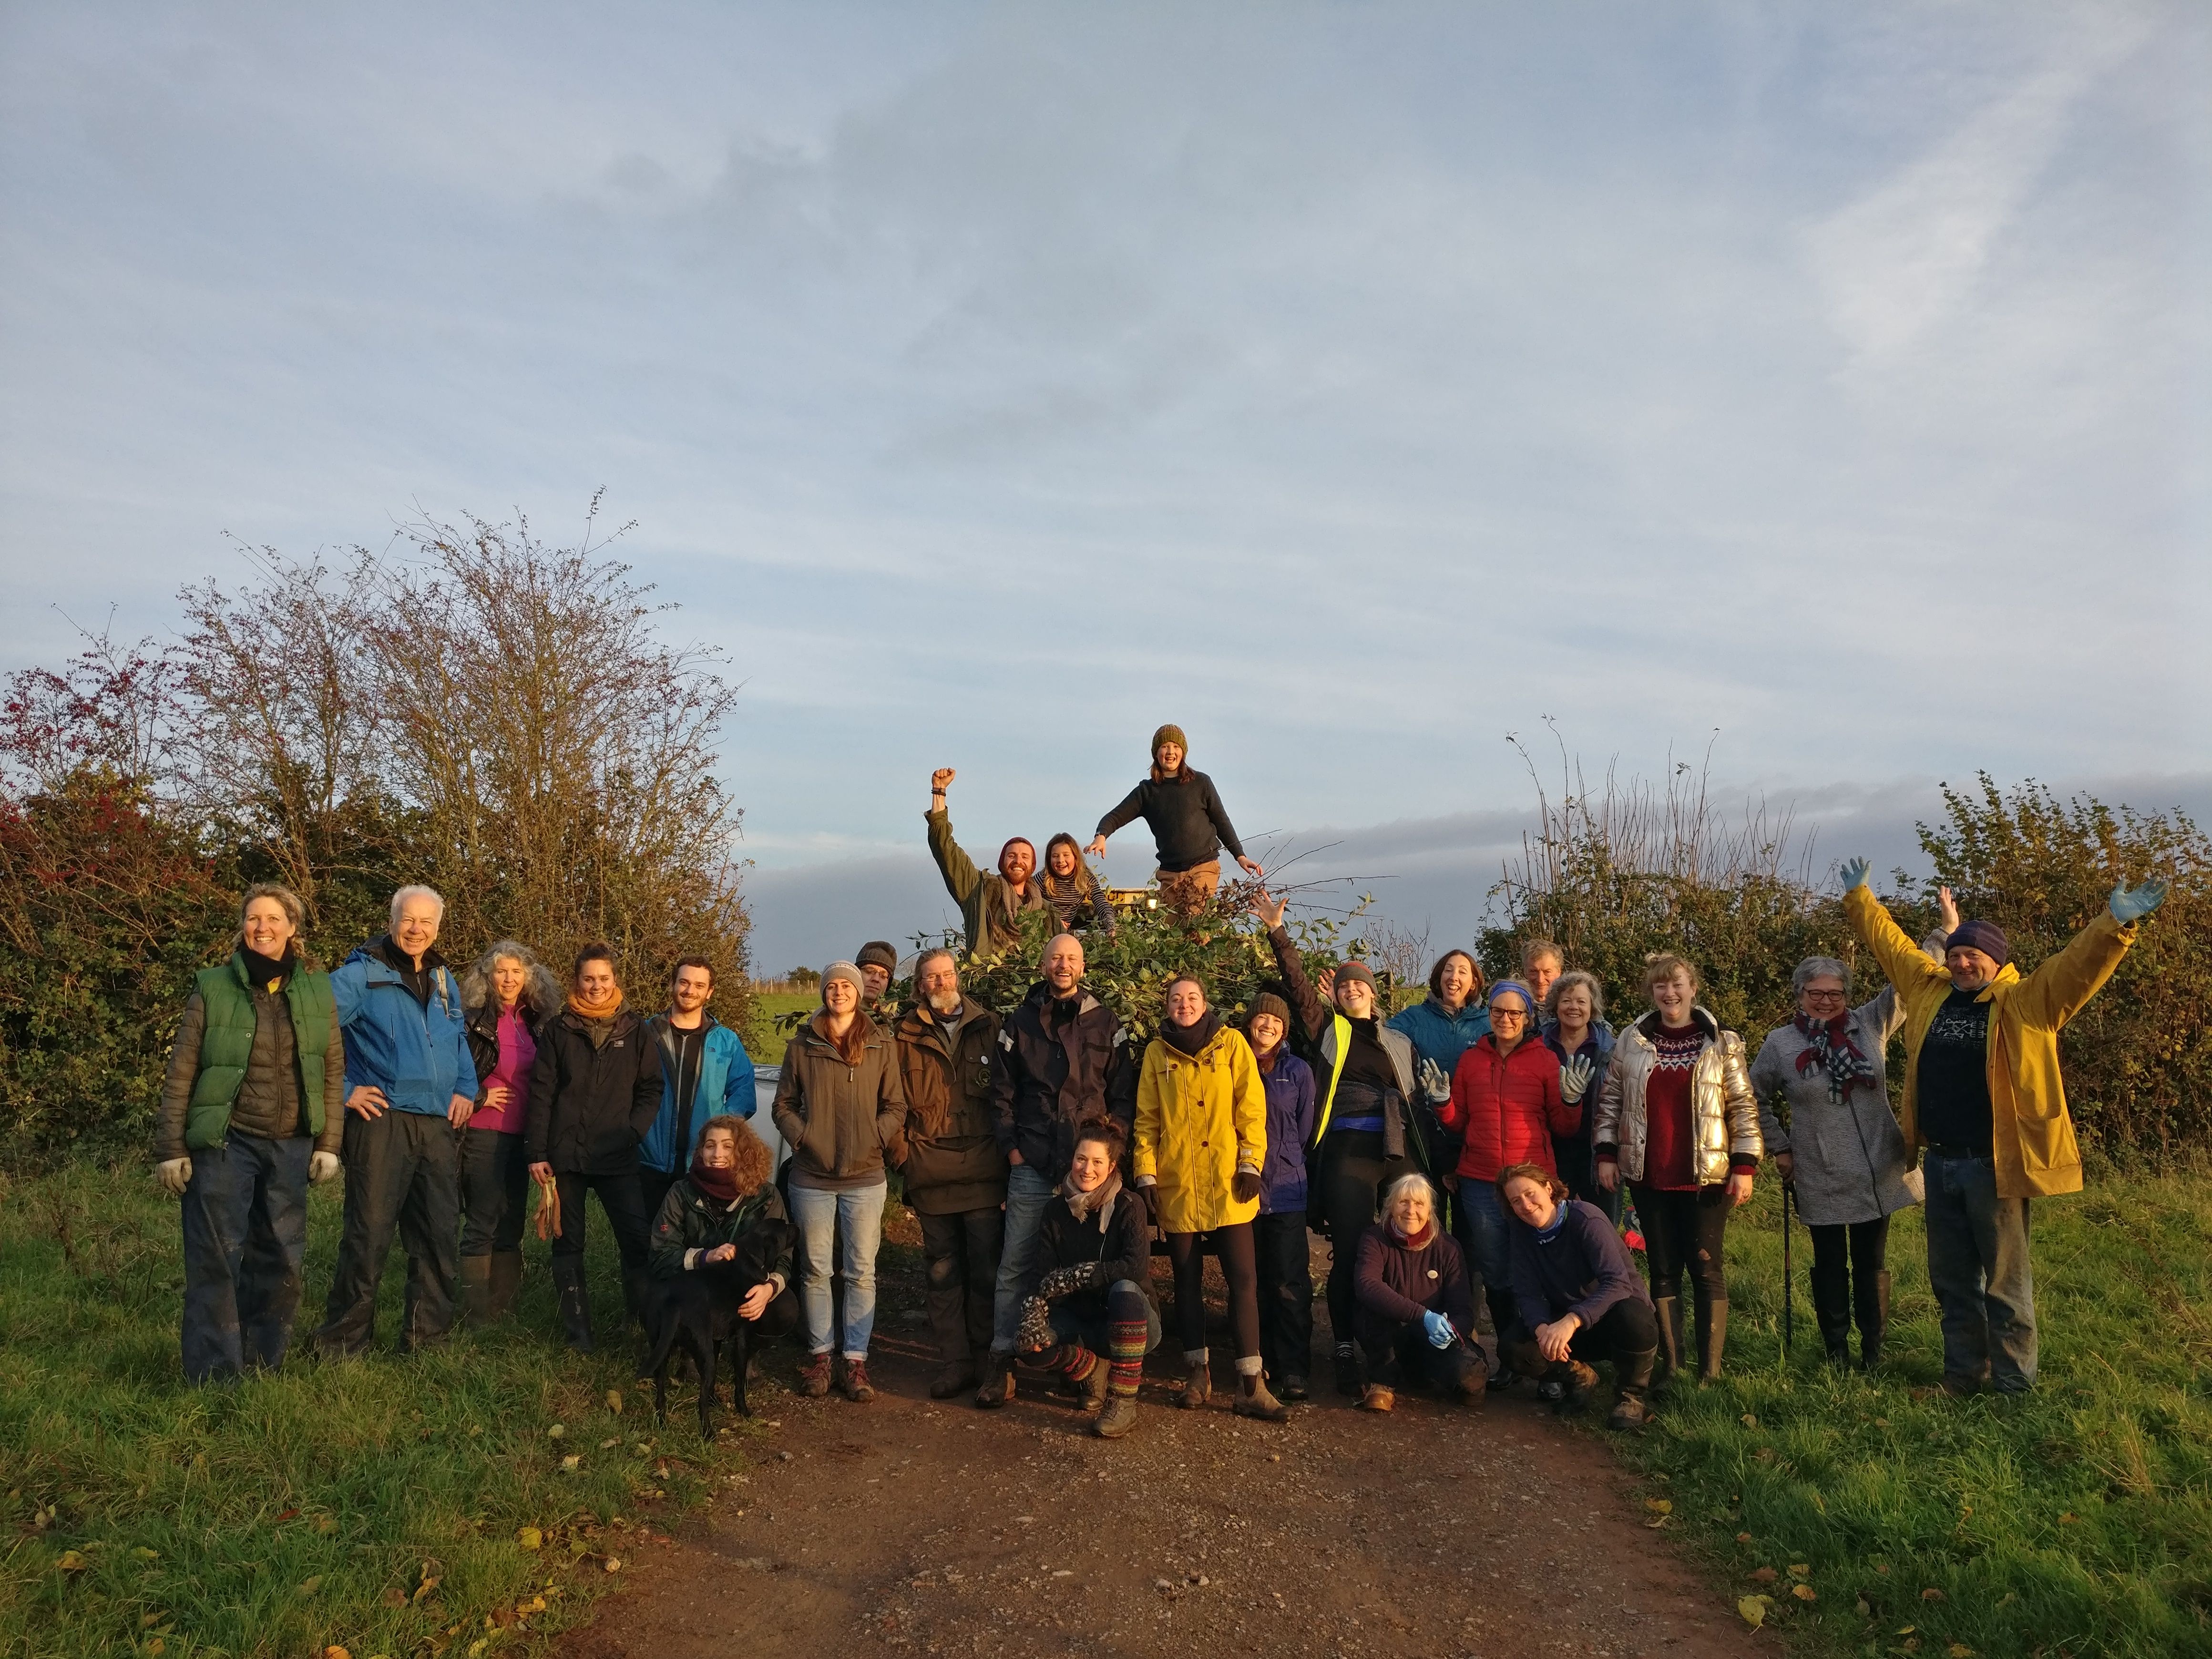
left=1087, top=780, right=1147, bottom=860
left=1839, top=859, right=1950, bottom=1000
left=1253, top=889, right=1328, bottom=1041
left=2011, top=882, right=2164, bottom=1032
left=925, top=768, right=983, bottom=905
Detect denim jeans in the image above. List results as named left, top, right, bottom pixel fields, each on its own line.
left=789, top=1181, right=886, bottom=1360
left=1454, top=1178, right=1516, bottom=1334
left=181, top=1131, right=311, bottom=1382
left=991, top=1161, right=1058, bottom=1354
left=1923, top=1152, right=2036, bottom=1390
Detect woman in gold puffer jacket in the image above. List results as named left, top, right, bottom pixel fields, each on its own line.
left=1591, top=953, right=1761, bottom=1384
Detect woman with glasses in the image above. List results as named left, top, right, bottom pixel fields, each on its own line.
left=1748, top=955, right=1915, bottom=1370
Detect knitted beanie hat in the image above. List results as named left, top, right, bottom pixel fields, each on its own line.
left=822, top=961, right=867, bottom=998
left=1333, top=960, right=1378, bottom=995
left=854, top=940, right=898, bottom=974
left=1947, top=919, right=2010, bottom=967
left=1249, top=992, right=1292, bottom=1027
left=1151, top=724, right=1188, bottom=759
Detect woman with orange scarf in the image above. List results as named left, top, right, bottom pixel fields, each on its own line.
left=525, top=943, right=666, bottom=1352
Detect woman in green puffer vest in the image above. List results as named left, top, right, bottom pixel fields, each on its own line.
left=154, top=883, right=347, bottom=1383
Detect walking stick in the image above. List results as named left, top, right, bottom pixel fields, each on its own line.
left=1781, top=1180, right=1793, bottom=1358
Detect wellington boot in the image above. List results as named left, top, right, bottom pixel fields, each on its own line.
left=1652, top=1296, right=1685, bottom=1385
left=1608, top=1345, right=1658, bottom=1431
left=552, top=1256, right=593, bottom=1354
left=458, top=1256, right=495, bottom=1329
left=1862, top=1270, right=1891, bottom=1371
left=1695, top=1296, right=1728, bottom=1383
left=1233, top=1373, right=1289, bottom=1422
left=487, top=1250, right=523, bottom=1322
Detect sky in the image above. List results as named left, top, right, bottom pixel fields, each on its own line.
left=2, top=2, right=2206, bottom=973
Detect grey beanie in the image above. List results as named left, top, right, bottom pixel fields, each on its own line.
left=1334, top=960, right=1378, bottom=995
left=822, top=961, right=866, bottom=999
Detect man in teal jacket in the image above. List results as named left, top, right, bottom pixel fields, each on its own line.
left=640, top=957, right=758, bottom=1220
left=312, top=885, right=478, bottom=1356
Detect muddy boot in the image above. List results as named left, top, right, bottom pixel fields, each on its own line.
left=1077, top=1352, right=1111, bottom=1414
left=1233, top=1367, right=1288, bottom=1422
left=1279, top=1372, right=1308, bottom=1402
left=1608, top=1345, right=1658, bottom=1430
left=487, top=1250, right=523, bottom=1322
left=795, top=1353, right=832, bottom=1397
left=1096, top=1393, right=1139, bottom=1438
left=930, top=1357, right=981, bottom=1400
left=458, top=1256, right=494, bottom=1329
left=840, top=1359, right=876, bottom=1403
left=1695, top=1296, right=1728, bottom=1384
left=1332, top=1343, right=1361, bottom=1397
left=552, top=1256, right=593, bottom=1354
left=1652, top=1295, right=1684, bottom=1385
left=1180, top=1352, right=1211, bottom=1409
left=974, top=1351, right=1017, bottom=1409
left=1358, top=1382, right=1395, bottom=1412
left=1862, top=1270, right=1891, bottom=1372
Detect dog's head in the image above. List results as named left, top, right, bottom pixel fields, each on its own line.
left=737, top=1219, right=797, bottom=1273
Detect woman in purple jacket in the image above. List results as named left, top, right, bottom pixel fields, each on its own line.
left=1351, top=1174, right=1487, bottom=1412
left=1499, top=1162, right=1659, bottom=1429
left=1246, top=993, right=1317, bottom=1399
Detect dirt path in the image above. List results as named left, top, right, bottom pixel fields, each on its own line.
left=559, top=1223, right=1768, bottom=1659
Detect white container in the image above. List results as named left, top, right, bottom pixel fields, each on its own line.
left=748, top=1063, right=787, bottom=1168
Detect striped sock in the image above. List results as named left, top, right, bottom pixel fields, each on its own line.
left=1108, top=1319, right=1146, bottom=1396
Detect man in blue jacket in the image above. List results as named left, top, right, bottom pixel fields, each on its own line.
left=639, top=957, right=758, bottom=1223
left=312, top=885, right=479, bottom=1355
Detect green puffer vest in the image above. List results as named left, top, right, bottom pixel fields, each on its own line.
left=184, top=953, right=337, bottom=1150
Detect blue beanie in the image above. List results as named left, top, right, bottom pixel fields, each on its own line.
left=1947, top=920, right=2009, bottom=966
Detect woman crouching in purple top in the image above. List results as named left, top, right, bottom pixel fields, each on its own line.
left=1499, top=1162, right=1659, bottom=1429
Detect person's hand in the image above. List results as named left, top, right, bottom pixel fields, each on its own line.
left=1236, top=854, right=1264, bottom=879
left=156, top=1157, right=192, bottom=1197
left=704, top=1242, right=737, bottom=1265
left=346, top=1085, right=389, bottom=1119
left=1133, top=1181, right=1158, bottom=1226
left=1536, top=1315, right=1579, bottom=1363
left=1773, top=1150, right=1795, bottom=1186
left=1559, top=1056, right=1595, bottom=1105
left=1422, top=1310, right=1456, bottom=1350
left=1315, top=967, right=1336, bottom=1002
left=1085, top=834, right=1108, bottom=860
left=1252, top=887, right=1287, bottom=931
left=931, top=767, right=955, bottom=799
left=481, top=1084, right=510, bottom=1111
left=1597, top=1158, right=1619, bottom=1194
left=1007, top=1147, right=1024, bottom=1167
left=308, top=1151, right=342, bottom=1185
left=529, top=1161, right=555, bottom=1185
left=1839, top=857, right=1871, bottom=891
left=1231, top=1168, right=1262, bottom=1205
left=738, top=1281, right=774, bottom=1321
left=1417, top=1058, right=1451, bottom=1105
left=1936, top=886, right=1960, bottom=934
left=1440, top=1170, right=1460, bottom=1193
left=2110, top=880, right=2169, bottom=925
left=1726, top=1169, right=1755, bottom=1208
left=447, top=1094, right=474, bottom=1128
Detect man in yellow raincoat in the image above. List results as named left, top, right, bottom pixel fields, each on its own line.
left=1840, top=858, right=2167, bottom=1395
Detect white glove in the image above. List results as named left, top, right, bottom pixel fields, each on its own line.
left=308, top=1151, right=342, bottom=1185
left=156, top=1157, right=193, bottom=1197
left=1418, top=1058, right=1452, bottom=1105
left=1559, top=1056, right=1595, bottom=1105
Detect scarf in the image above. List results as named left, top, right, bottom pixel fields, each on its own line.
left=1389, top=1217, right=1435, bottom=1249
left=688, top=1154, right=745, bottom=1205
left=1060, top=1168, right=1124, bottom=1227
left=1793, top=1012, right=1877, bottom=1103
left=568, top=986, right=624, bottom=1047
left=1161, top=1009, right=1220, bottom=1057
left=1534, top=1200, right=1569, bottom=1241
left=241, top=946, right=293, bottom=993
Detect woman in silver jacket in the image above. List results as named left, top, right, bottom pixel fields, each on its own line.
left=1592, top=953, right=1761, bottom=1384
left=1750, top=956, right=1917, bottom=1372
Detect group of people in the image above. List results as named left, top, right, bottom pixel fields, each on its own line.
left=156, top=727, right=2169, bottom=1443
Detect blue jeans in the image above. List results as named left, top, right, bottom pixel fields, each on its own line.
left=789, top=1182, right=886, bottom=1360
left=1454, top=1178, right=1516, bottom=1334
left=181, top=1131, right=311, bottom=1382
left=992, top=1161, right=1058, bottom=1354
left=1923, top=1152, right=2036, bottom=1391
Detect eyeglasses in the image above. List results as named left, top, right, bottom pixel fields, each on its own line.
left=1800, top=989, right=1848, bottom=1003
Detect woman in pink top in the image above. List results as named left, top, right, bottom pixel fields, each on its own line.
left=458, top=940, right=561, bottom=1324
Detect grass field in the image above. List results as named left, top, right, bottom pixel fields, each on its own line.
left=736, top=986, right=821, bottom=1060
left=1600, top=1167, right=2212, bottom=1657
left=0, top=1164, right=768, bottom=1659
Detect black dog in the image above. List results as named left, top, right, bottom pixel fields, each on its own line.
left=641, top=1219, right=797, bottom=1438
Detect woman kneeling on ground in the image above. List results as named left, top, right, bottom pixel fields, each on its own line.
left=648, top=1115, right=798, bottom=1339
left=1134, top=973, right=1286, bottom=1420
left=1352, top=1173, right=1487, bottom=1412
left=1020, top=1117, right=1162, bottom=1439
left=1497, top=1163, right=1659, bottom=1429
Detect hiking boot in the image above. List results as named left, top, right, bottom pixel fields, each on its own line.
left=1079, top=1359, right=1111, bottom=1414
left=1941, top=1372, right=1984, bottom=1400
left=930, top=1360, right=979, bottom=1400
left=1486, top=1362, right=1521, bottom=1393
left=1234, top=1373, right=1289, bottom=1422
left=796, top=1353, right=832, bottom=1398
left=1608, top=1344, right=1658, bottom=1431
left=1279, top=1373, right=1309, bottom=1402
left=974, top=1352, right=1017, bottom=1409
left=1180, top=1357, right=1211, bottom=1409
left=840, top=1360, right=875, bottom=1403
left=1332, top=1345, right=1361, bottom=1397
left=1095, top=1394, right=1139, bottom=1439
left=1357, top=1382, right=1395, bottom=1413
left=1560, top=1361, right=1600, bottom=1413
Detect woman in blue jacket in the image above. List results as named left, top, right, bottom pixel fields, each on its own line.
left=1245, top=993, right=1318, bottom=1399
left=1387, top=950, right=1491, bottom=1192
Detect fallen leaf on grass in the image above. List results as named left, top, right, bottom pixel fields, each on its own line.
left=1751, top=1566, right=1779, bottom=1584
left=603, top=1557, right=621, bottom=1573
left=56, top=1550, right=88, bottom=1573
left=323, top=1649, right=349, bottom=1659
left=1741, top=1413, right=1759, bottom=1428
left=1947, top=1647, right=1974, bottom=1658
left=1921, top=1587, right=1946, bottom=1602
left=1644, top=1498, right=1672, bottom=1515
left=1788, top=1563, right=1811, bottom=1578
left=132, top=1547, right=159, bottom=1561
left=411, top=1575, right=440, bottom=1604
left=517, top=1527, right=542, bottom=1551
left=599, top=1438, right=620, bottom=1450
left=1735, top=1532, right=1753, bottom=1544
left=1792, top=1584, right=1817, bottom=1602
left=297, top=1575, right=322, bottom=1597
left=380, top=1587, right=407, bottom=1609
left=560, top=1455, right=580, bottom=1472
left=1737, top=1595, right=1771, bottom=1628
left=547, top=1424, right=565, bottom=1440
left=606, top=1390, right=623, bottom=1415
left=1856, top=1595, right=1871, bottom=1617
left=275, top=1508, right=299, bottom=1523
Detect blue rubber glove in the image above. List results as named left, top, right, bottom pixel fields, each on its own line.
left=1839, top=857, right=1871, bottom=891
left=1422, top=1310, right=1455, bottom=1350
left=2109, top=880, right=2168, bottom=925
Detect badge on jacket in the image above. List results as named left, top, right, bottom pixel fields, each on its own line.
left=1426, top=1269, right=1438, bottom=1279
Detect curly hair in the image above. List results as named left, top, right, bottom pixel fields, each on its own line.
left=692, top=1114, right=773, bottom=1195
left=460, top=940, right=563, bottom=1016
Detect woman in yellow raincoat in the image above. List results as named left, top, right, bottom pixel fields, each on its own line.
left=1133, top=974, right=1284, bottom=1421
